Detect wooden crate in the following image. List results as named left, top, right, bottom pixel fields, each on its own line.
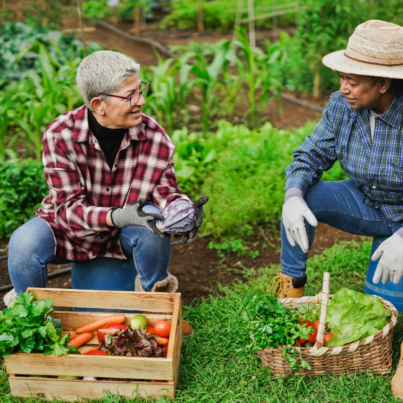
left=4, top=288, right=183, bottom=401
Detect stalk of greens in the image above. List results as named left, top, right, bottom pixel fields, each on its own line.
left=245, top=294, right=312, bottom=371
left=0, top=292, right=80, bottom=357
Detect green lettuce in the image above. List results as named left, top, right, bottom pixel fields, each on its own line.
left=326, top=288, right=391, bottom=348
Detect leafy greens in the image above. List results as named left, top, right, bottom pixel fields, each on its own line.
left=0, top=291, right=80, bottom=357
left=245, top=293, right=312, bottom=371
left=325, top=288, right=391, bottom=348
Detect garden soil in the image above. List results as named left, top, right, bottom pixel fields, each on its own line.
left=0, top=223, right=362, bottom=310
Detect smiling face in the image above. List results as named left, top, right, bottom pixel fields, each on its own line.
left=90, top=74, right=146, bottom=129
left=339, top=72, right=393, bottom=113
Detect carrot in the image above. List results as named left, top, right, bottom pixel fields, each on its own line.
left=68, top=332, right=94, bottom=348
left=83, top=347, right=99, bottom=354
left=76, top=314, right=126, bottom=334
left=61, top=331, right=77, bottom=340
left=98, top=328, right=120, bottom=335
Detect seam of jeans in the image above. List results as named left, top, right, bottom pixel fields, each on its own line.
left=120, top=235, right=147, bottom=291
left=311, top=208, right=386, bottom=222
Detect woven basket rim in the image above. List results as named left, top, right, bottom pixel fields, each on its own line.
left=259, top=294, right=398, bottom=357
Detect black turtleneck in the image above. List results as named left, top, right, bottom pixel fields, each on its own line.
left=88, top=110, right=126, bottom=169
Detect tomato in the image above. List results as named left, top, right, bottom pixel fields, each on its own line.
left=83, top=349, right=108, bottom=356
left=296, top=337, right=308, bottom=347
left=146, top=327, right=154, bottom=335
left=97, top=324, right=128, bottom=343
left=153, top=320, right=172, bottom=338
left=323, top=333, right=334, bottom=346
left=162, top=345, right=168, bottom=356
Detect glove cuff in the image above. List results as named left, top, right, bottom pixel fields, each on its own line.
left=284, top=187, right=304, bottom=203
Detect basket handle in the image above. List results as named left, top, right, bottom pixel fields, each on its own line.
left=314, top=272, right=330, bottom=349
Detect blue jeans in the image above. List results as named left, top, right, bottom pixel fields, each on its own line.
left=281, top=180, right=403, bottom=278
left=8, top=204, right=171, bottom=294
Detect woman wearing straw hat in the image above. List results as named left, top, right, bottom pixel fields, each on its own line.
left=271, top=19, right=403, bottom=395
left=272, top=20, right=403, bottom=394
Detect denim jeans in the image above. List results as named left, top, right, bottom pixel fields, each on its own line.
left=8, top=204, right=171, bottom=294
left=281, top=180, right=403, bottom=278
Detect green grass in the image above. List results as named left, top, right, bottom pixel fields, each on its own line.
left=1, top=239, right=402, bottom=402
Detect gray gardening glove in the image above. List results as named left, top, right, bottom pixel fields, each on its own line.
left=111, top=198, right=165, bottom=240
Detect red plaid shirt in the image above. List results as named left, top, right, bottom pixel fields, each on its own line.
left=36, top=105, right=189, bottom=261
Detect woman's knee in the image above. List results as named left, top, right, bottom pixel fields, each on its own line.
left=8, top=217, right=55, bottom=265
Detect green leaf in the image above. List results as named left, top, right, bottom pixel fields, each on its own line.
left=45, top=321, right=60, bottom=342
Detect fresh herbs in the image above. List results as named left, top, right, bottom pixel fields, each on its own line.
left=0, top=292, right=80, bottom=357
left=245, top=294, right=312, bottom=371
left=100, top=328, right=164, bottom=357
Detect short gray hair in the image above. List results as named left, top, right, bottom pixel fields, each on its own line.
left=76, top=50, right=140, bottom=111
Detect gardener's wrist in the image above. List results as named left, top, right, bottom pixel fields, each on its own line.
left=106, top=209, right=114, bottom=228
left=284, top=187, right=304, bottom=203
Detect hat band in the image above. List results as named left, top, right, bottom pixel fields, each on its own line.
left=344, top=52, right=403, bottom=67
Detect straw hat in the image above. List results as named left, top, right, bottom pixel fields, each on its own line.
left=322, top=20, right=403, bottom=79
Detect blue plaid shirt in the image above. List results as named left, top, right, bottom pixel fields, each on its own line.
left=286, top=91, right=403, bottom=222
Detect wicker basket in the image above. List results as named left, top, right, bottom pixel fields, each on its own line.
left=257, top=272, right=398, bottom=376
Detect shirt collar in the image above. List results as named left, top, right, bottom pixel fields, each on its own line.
left=348, top=91, right=403, bottom=129
left=73, top=106, right=147, bottom=142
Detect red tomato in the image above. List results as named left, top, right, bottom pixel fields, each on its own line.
left=97, top=324, right=128, bottom=343
left=83, top=349, right=108, bottom=356
left=153, top=320, right=172, bottom=338
left=146, top=327, right=154, bottom=335
left=308, top=320, right=320, bottom=343
left=323, top=333, right=334, bottom=346
left=162, top=345, right=168, bottom=356
left=296, top=337, right=307, bottom=347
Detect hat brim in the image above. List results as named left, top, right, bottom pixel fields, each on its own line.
left=323, top=50, right=403, bottom=79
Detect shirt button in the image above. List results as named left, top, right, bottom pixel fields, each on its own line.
left=106, top=188, right=110, bottom=192
left=372, top=186, right=376, bottom=189
left=92, top=252, right=95, bottom=256
left=114, top=164, right=118, bottom=168
left=100, top=235, right=105, bottom=240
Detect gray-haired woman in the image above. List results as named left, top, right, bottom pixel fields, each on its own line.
left=5, top=51, right=206, bottom=327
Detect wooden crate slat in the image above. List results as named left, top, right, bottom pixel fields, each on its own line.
left=173, top=304, right=183, bottom=388
left=5, top=352, right=174, bottom=380
left=9, top=376, right=174, bottom=401
left=53, top=312, right=173, bottom=331
left=167, top=295, right=181, bottom=359
left=27, top=288, right=176, bottom=312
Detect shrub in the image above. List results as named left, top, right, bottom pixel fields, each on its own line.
left=0, top=159, right=48, bottom=238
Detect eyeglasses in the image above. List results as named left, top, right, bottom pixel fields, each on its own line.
left=100, top=81, right=150, bottom=106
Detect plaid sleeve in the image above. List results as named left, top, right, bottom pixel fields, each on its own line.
left=42, top=131, right=111, bottom=237
left=285, top=103, right=338, bottom=195
left=151, top=156, right=190, bottom=210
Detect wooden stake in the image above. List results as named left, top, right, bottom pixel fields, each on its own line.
left=76, top=0, right=87, bottom=56
left=197, top=0, right=204, bottom=33
left=248, top=0, right=255, bottom=47
left=134, top=4, right=140, bottom=36
left=233, top=0, right=244, bottom=41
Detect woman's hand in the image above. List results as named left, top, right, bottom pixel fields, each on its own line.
left=111, top=198, right=165, bottom=239
left=282, top=196, right=318, bottom=253
left=372, top=233, right=403, bottom=284
left=181, top=196, right=209, bottom=243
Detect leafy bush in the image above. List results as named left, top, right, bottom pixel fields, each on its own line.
left=0, top=22, right=102, bottom=84
left=0, top=159, right=48, bottom=238
left=160, top=0, right=296, bottom=31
